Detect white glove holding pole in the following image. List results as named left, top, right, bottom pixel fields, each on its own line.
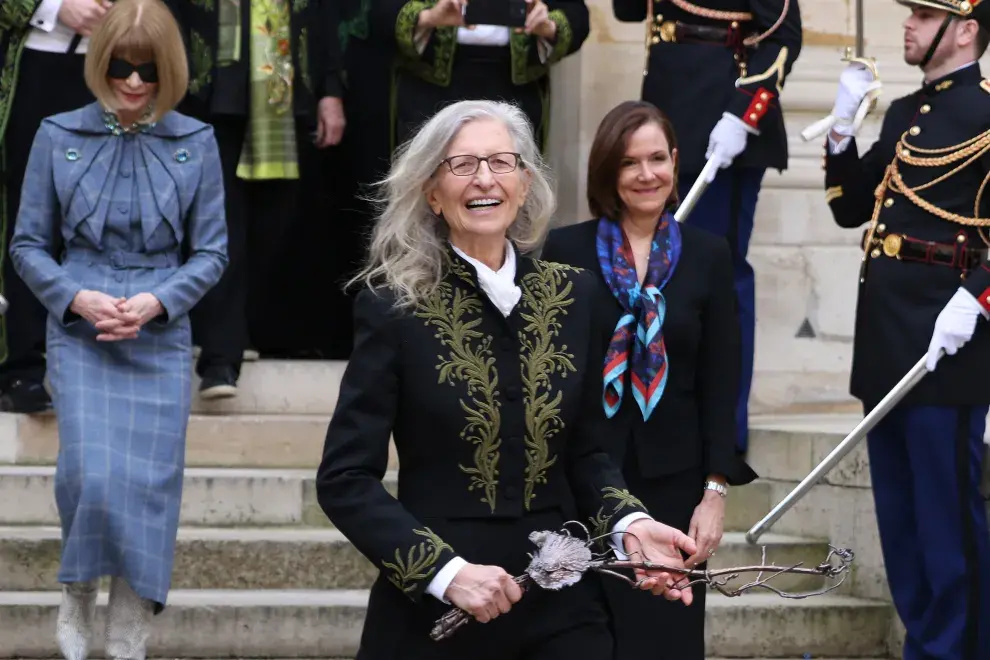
left=703, top=113, right=752, bottom=183
left=926, top=288, right=989, bottom=371
left=801, top=61, right=882, bottom=141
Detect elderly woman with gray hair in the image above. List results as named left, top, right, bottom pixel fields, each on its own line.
left=316, top=98, right=696, bottom=659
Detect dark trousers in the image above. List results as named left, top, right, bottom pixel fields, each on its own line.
left=867, top=404, right=990, bottom=660
left=188, top=115, right=300, bottom=377
left=0, top=49, right=92, bottom=385
left=677, top=166, right=764, bottom=453
left=601, top=448, right=706, bottom=660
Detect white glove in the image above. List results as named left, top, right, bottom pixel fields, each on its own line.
left=926, top=288, right=988, bottom=371
left=704, top=113, right=752, bottom=183
left=832, top=62, right=881, bottom=137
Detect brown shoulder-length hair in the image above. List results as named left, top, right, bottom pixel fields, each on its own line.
left=586, top=100, right=680, bottom=221
left=84, top=0, right=188, bottom=123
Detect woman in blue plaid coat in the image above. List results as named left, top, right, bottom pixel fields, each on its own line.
left=7, top=0, right=227, bottom=657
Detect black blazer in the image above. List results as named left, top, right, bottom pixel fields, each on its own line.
left=316, top=247, right=649, bottom=605
left=542, top=219, right=757, bottom=486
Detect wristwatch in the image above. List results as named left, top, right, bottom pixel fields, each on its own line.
left=704, top=480, right=728, bottom=498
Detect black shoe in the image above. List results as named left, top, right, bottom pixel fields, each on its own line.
left=199, top=365, right=238, bottom=400
left=0, top=378, right=52, bottom=413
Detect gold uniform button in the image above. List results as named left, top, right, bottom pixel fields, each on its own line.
left=871, top=249, right=881, bottom=258
left=958, top=234, right=968, bottom=243
left=920, top=104, right=931, bottom=114
left=884, top=198, right=895, bottom=208
left=749, top=113, right=758, bottom=122
left=878, top=224, right=886, bottom=233
left=910, top=126, right=921, bottom=136
left=902, top=149, right=911, bottom=157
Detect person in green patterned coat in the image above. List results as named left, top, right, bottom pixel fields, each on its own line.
left=0, top=0, right=110, bottom=413
left=163, top=0, right=345, bottom=397
left=374, top=0, right=589, bottom=153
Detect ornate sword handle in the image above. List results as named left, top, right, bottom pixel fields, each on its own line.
left=800, top=46, right=882, bottom=142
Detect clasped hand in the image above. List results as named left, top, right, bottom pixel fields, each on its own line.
left=421, top=0, right=556, bottom=39
left=70, top=290, right=163, bottom=341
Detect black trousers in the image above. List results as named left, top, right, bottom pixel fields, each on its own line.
left=601, top=450, right=707, bottom=660
left=0, top=49, right=92, bottom=385
left=187, top=114, right=305, bottom=377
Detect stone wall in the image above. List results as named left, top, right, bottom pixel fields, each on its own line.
left=545, top=0, right=990, bottom=414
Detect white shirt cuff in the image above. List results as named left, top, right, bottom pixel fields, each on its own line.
left=827, top=134, right=852, bottom=154
left=31, top=0, right=65, bottom=33
left=724, top=111, right=759, bottom=137
left=426, top=556, right=467, bottom=604
left=608, top=512, right=653, bottom=560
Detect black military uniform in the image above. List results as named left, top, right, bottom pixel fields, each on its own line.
left=612, top=0, right=802, bottom=454
left=316, top=249, right=651, bottom=659
left=824, top=2, right=990, bottom=657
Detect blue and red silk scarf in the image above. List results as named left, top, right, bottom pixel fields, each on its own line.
left=596, top=213, right=682, bottom=421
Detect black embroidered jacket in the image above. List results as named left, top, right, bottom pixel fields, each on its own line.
left=316, top=249, right=649, bottom=602
left=372, top=0, right=589, bottom=88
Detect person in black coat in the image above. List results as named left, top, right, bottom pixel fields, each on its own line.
left=316, top=98, right=700, bottom=660
left=541, top=100, right=758, bottom=660
left=823, top=2, right=990, bottom=657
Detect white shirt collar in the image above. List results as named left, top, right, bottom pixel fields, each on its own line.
left=451, top=239, right=522, bottom=317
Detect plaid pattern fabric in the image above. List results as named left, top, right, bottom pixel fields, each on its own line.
left=236, top=0, right=299, bottom=180
left=8, top=103, right=228, bottom=607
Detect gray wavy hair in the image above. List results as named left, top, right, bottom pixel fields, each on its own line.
left=352, top=99, right=557, bottom=310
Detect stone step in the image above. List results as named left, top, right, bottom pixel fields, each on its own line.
left=0, top=526, right=829, bottom=593
left=0, top=462, right=776, bottom=533
left=0, top=590, right=892, bottom=658
left=0, top=412, right=399, bottom=470
left=189, top=360, right=346, bottom=415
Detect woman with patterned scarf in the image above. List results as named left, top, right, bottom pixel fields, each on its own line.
left=541, top=99, right=758, bottom=660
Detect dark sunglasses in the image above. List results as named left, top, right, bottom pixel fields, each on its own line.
left=107, top=58, right=159, bottom=83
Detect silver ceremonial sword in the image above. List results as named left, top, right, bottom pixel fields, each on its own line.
left=745, top=353, right=933, bottom=544
left=674, top=157, right=720, bottom=223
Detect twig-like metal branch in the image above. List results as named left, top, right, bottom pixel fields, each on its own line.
left=430, top=523, right=855, bottom=642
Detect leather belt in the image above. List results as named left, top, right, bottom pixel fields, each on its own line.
left=863, top=231, right=987, bottom=270
left=652, top=20, right=752, bottom=47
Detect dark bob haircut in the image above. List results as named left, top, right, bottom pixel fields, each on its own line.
left=586, top=100, right=680, bottom=221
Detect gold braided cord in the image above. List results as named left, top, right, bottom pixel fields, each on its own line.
left=887, top=128, right=990, bottom=227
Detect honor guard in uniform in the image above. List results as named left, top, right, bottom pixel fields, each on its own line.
left=0, top=0, right=106, bottom=412
left=824, top=2, right=990, bottom=658
left=611, top=0, right=802, bottom=454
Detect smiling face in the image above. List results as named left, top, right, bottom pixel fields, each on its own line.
left=108, top=56, right=158, bottom=121
left=616, top=122, right=677, bottom=222
left=426, top=117, right=530, bottom=248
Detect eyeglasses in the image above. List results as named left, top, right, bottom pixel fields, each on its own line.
left=439, top=152, right=522, bottom=176
left=108, top=58, right=159, bottom=83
